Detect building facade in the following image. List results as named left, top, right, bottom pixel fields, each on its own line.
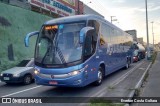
left=28, top=0, right=83, bottom=17
left=137, top=37, right=144, bottom=45
left=1, top=0, right=104, bottom=18
left=125, top=30, right=137, bottom=42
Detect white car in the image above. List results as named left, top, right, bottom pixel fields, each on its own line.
left=0, top=59, right=34, bottom=85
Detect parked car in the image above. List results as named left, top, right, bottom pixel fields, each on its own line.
left=0, top=59, right=34, bottom=85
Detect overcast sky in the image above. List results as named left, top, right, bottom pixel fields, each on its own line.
left=81, top=0, right=160, bottom=44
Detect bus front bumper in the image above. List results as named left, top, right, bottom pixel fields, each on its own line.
left=34, top=72, right=87, bottom=87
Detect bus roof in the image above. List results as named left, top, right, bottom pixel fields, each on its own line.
left=44, top=14, right=105, bottom=25
left=44, top=14, right=133, bottom=39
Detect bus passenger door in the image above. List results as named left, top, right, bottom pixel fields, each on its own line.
left=84, top=30, right=99, bottom=82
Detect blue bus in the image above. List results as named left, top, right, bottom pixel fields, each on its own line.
left=25, top=14, right=133, bottom=87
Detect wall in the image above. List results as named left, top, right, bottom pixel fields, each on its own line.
left=0, top=2, right=51, bottom=71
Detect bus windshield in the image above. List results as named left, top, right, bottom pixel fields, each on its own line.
left=35, top=22, right=85, bottom=65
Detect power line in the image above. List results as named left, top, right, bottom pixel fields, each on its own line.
left=91, top=2, right=106, bottom=13
left=92, top=0, right=108, bottom=13
left=88, top=1, right=108, bottom=17
left=81, top=0, right=120, bottom=23
left=83, top=1, right=106, bottom=16
left=82, top=0, right=107, bottom=15
left=85, top=0, right=113, bottom=21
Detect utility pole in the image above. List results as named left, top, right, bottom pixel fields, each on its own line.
left=145, top=0, right=151, bottom=60
left=151, top=21, right=154, bottom=48
left=77, top=0, right=80, bottom=15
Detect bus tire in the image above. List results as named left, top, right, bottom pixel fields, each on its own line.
left=94, top=67, right=103, bottom=86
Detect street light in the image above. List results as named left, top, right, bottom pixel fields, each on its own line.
left=151, top=21, right=154, bottom=48
left=86, top=1, right=92, bottom=5
left=111, top=16, right=118, bottom=23
left=145, top=0, right=151, bottom=60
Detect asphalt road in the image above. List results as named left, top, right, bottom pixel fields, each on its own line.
left=0, top=59, right=150, bottom=106
left=0, top=61, right=142, bottom=97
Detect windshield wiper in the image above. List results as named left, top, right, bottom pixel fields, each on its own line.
left=41, top=30, right=66, bottom=65
left=41, top=44, right=52, bottom=64
left=52, top=31, right=66, bottom=64
left=56, top=46, right=66, bottom=64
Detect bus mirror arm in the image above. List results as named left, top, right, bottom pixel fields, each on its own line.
left=24, top=31, right=39, bottom=47
left=79, top=27, right=94, bottom=44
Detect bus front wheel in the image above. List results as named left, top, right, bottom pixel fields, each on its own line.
left=94, top=67, right=103, bottom=86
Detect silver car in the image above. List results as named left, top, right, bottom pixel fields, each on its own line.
left=0, top=59, right=34, bottom=85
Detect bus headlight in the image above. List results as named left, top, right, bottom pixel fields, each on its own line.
left=0, top=73, right=3, bottom=77
left=68, top=71, right=80, bottom=76
left=68, top=68, right=85, bottom=76
left=34, top=68, right=40, bottom=75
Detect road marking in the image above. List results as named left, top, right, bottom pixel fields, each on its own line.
left=1, top=85, right=42, bottom=97
left=90, top=61, right=144, bottom=98
left=128, top=62, right=152, bottom=98
left=96, top=61, right=144, bottom=97
left=1, top=61, right=145, bottom=99
left=79, top=61, right=145, bottom=106
left=139, top=68, right=145, bottom=70
left=111, top=61, right=144, bottom=87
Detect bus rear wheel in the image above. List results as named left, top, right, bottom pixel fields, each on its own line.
left=94, top=67, right=103, bottom=86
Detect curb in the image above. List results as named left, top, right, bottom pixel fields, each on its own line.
left=124, top=62, right=152, bottom=106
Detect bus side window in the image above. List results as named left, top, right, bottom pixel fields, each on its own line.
left=83, top=20, right=100, bottom=60
left=87, top=20, right=99, bottom=51
left=84, top=30, right=93, bottom=56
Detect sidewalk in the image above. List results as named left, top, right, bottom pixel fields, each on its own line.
left=138, top=52, right=160, bottom=106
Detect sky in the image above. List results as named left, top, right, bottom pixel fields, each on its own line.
left=81, top=0, right=160, bottom=44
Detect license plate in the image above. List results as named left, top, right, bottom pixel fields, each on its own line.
left=3, top=77, right=10, bottom=81
left=49, top=81, right=58, bottom=85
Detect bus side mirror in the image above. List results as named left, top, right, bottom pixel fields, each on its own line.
left=79, top=27, right=94, bottom=44
left=24, top=31, right=39, bottom=47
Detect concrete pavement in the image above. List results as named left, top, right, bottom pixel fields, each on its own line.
left=135, top=52, right=160, bottom=106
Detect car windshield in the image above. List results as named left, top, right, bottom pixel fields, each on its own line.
left=35, top=22, right=85, bottom=65
left=17, top=60, right=30, bottom=67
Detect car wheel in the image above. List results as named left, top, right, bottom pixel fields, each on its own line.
left=94, top=67, right=103, bottom=86
left=23, top=75, right=32, bottom=85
